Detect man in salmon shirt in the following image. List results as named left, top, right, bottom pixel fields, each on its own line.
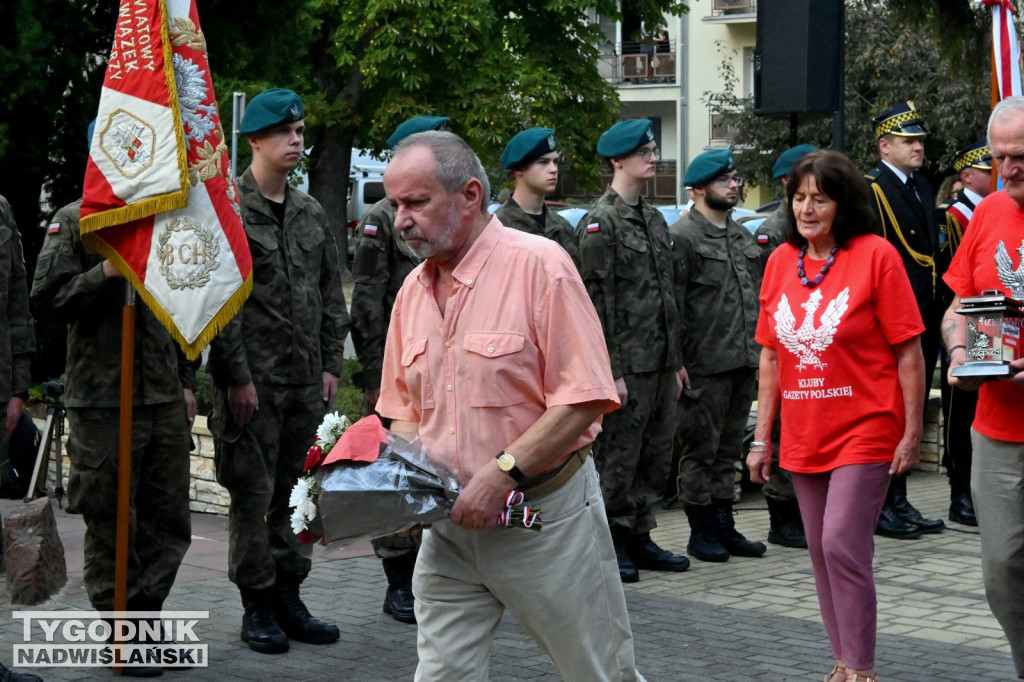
left=377, top=130, right=644, bottom=680
left=943, top=95, right=1024, bottom=678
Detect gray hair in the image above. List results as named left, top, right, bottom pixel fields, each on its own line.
left=392, top=130, right=490, bottom=213
left=989, top=96, right=1024, bottom=144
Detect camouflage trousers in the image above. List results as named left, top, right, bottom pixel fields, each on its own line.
left=595, top=369, right=676, bottom=534
left=67, top=403, right=192, bottom=611
left=213, top=382, right=324, bottom=588
left=674, top=368, right=756, bottom=506
left=763, top=409, right=796, bottom=502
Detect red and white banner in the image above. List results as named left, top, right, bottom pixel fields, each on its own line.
left=80, top=0, right=251, bottom=359
left=987, top=0, right=1023, bottom=99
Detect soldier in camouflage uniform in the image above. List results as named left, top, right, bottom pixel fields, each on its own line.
left=750, top=145, right=817, bottom=549
left=0, top=196, right=34, bottom=438
left=207, top=89, right=349, bottom=654
left=576, top=119, right=689, bottom=583
left=495, top=127, right=579, bottom=268
left=32, top=199, right=193, bottom=622
left=350, top=115, right=447, bottom=625
left=671, top=149, right=766, bottom=562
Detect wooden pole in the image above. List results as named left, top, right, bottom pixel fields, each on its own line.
left=114, top=282, right=135, bottom=669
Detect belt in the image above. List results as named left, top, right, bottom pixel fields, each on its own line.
left=517, top=444, right=593, bottom=499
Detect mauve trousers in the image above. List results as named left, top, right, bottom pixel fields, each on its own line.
left=791, top=462, right=891, bottom=670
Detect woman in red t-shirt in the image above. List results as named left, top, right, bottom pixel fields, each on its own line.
left=746, top=151, right=925, bottom=682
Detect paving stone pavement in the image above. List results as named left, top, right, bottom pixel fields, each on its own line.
left=0, top=470, right=1015, bottom=680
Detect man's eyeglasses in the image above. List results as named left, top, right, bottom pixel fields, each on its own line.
left=714, top=174, right=744, bottom=187
left=635, top=147, right=661, bottom=161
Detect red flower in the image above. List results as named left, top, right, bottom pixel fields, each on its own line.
left=303, top=444, right=325, bottom=473
left=296, top=529, right=319, bottom=544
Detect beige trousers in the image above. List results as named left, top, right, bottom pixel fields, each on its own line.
left=413, top=458, right=644, bottom=682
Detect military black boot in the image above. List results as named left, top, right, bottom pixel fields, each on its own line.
left=890, top=473, right=945, bottom=534
left=684, top=504, right=729, bottom=562
left=610, top=526, right=639, bottom=583
left=625, top=532, right=689, bottom=572
left=766, top=497, right=807, bottom=549
left=239, top=587, right=289, bottom=654
left=274, top=571, right=341, bottom=645
left=381, top=555, right=417, bottom=624
left=713, top=501, right=766, bottom=557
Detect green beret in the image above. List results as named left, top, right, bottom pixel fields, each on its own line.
left=772, top=144, right=817, bottom=179
left=501, top=127, right=558, bottom=169
left=239, top=89, right=304, bottom=135
left=684, top=149, right=736, bottom=187
left=597, top=119, right=655, bottom=158
left=387, top=116, right=451, bottom=149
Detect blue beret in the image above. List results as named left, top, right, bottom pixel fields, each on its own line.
left=597, top=119, right=655, bottom=158
left=501, top=127, right=558, bottom=169
left=772, top=144, right=817, bottom=179
left=239, top=88, right=304, bottom=135
left=873, top=101, right=928, bottom=140
left=684, top=149, right=736, bottom=187
left=387, top=116, right=451, bottom=149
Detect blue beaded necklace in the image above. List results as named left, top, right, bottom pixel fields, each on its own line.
left=796, top=246, right=840, bottom=288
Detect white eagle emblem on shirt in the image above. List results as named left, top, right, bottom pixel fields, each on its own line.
left=775, top=287, right=851, bottom=370
left=995, top=239, right=1024, bottom=301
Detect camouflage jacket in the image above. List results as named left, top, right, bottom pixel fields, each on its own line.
left=576, top=187, right=680, bottom=377
left=349, top=197, right=419, bottom=390
left=0, top=197, right=34, bottom=402
left=671, top=207, right=761, bottom=376
left=754, top=203, right=789, bottom=269
left=208, top=169, right=349, bottom=387
left=494, top=197, right=580, bottom=269
left=31, top=200, right=194, bottom=408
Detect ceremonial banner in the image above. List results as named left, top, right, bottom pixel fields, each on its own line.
left=987, top=0, right=1023, bottom=100
left=80, top=0, right=252, bottom=359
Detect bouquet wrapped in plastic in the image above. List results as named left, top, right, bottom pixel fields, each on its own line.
left=290, top=414, right=541, bottom=547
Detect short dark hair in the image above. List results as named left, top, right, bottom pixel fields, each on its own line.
left=784, top=150, right=877, bottom=249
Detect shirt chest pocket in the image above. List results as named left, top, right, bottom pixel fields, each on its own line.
left=692, top=243, right=728, bottom=286
left=401, top=336, right=435, bottom=411
left=462, top=332, right=528, bottom=407
left=245, top=220, right=280, bottom=268
left=616, top=231, right=649, bottom=282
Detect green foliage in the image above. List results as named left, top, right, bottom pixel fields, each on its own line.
left=194, top=369, right=213, bottom=417
left=334, top=357, right=365, bottom=425
left=705, top=0, right=997, bottom=196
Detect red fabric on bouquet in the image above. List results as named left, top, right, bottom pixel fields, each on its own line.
left=322, top=415, right=389, bottom=465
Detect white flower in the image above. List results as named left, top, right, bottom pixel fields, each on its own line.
left=289, top=476, right=311, bottom=508
left=316, top=412, right=350, bottom=445
left=289, top=476, right=320, bottom=534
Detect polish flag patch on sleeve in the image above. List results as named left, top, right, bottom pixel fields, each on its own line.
left=757, top=234, right=769, bottom=244
left=47, top=223, right=60, bottom=234
left=586, top=223, right=600, bottom=233
left=363, top=224, right=379, bottom=236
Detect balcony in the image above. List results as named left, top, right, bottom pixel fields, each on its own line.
left=706, top=0, right=757, bottom=23
left=598, top=40, right=677, bottom=86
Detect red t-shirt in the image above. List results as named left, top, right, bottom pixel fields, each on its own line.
left=756, top=234, right=925, bottom=473
left=943, top=190, right=1024, bottom=443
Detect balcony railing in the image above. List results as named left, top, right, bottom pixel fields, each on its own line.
left=709, top=0, right=757, bottom=17
left=598, top=40, right=677, bottom=85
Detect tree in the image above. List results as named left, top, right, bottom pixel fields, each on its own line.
left=705, top=0, right=1000, bottom=199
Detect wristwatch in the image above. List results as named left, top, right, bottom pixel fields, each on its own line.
left=496, top=451, right=526, bottom=484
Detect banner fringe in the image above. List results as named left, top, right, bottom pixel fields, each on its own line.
left=80, top=191, right=188, bottom=234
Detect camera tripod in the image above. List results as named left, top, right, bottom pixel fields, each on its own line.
left=24, top=381, right=66, bottom=506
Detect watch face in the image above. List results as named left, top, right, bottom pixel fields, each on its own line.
left=497, top=453, right=515, bottom=471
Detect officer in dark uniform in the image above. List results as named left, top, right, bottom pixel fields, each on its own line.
left=495, top=127, right=579, bottom=267
left=866, top=102, right=946, bottom=539
left=350, top=114, right=449, bottom=624
left=938, top=140, right=992, bottom=526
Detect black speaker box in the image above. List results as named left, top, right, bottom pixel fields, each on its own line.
left=754, top=0, right=842, bottom=120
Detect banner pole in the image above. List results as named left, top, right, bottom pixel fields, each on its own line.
left=114, top=280, right=136, bottom=670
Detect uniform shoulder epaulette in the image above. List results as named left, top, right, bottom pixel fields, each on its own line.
left=864, top=168, right=881, bottom=182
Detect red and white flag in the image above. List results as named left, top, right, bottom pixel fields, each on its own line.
left=80, top=0, right=251, bottom=359
left=987, top=0, right=1023, bottom=99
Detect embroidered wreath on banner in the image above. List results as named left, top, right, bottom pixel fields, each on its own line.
left=170, top=17, right=207, bottom=53
left=158, top=217, right=221, bottom=290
